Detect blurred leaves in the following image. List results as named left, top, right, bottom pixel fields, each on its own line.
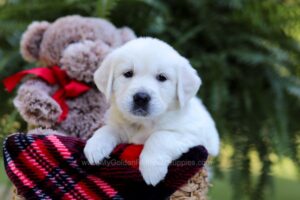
left=95, top=0, right=120, bottom=18
left=0, top=0, right=300, bottom=199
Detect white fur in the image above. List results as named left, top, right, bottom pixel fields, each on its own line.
left=84, top=37, right=220, bottom=186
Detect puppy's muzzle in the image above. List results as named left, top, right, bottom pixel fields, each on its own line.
left=132, top=92, right=151, bottom=116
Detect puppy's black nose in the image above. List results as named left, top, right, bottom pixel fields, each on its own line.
left=133, top=92, right=151, bottom=107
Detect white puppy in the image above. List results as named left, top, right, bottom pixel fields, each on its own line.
left=84, top=37, right=220, bottom=186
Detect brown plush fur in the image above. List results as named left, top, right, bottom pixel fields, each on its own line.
left=15, top=15, right=136, bottom=139
left=61, top=40, right=111, bottom=82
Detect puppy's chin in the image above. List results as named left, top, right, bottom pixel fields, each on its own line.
left=123, top=108, right=155, bottom=121
left=131, top=108, right=149, bottom=117
left=117, top=104, right=165, bottom=123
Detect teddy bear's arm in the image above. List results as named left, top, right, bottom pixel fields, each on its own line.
left=59, top=89, right=108, bottom=139
left=13, top=78, right=62, bottom=128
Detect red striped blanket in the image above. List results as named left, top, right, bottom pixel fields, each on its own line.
left=3, top=133, right=207, bottom=200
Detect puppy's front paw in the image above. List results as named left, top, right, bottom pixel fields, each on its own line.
left=139, top=153, right=171, bottom=186
left=84, top=136, right=114, bottom=165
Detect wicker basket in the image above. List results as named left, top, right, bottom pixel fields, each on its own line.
left=12, top=187, right=23, bottom=200
left=12, top=167, right=209, bottom=200
left=170, top=167, right=208, bottom=200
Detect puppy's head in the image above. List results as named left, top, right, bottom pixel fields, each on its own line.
left=94, top=37, right=201, bottom=121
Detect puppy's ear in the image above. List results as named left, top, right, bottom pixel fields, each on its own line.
left=94, top=54, right=115, bottom=102
left=177, top=59, right=202, bottom=108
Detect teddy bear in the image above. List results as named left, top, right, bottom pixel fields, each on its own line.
left=9, top=15, right=136, bottom=139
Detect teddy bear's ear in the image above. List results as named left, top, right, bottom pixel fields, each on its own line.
left=117, top=27, right=136, bottom=44
left=20, top=21, right=50, bottom=62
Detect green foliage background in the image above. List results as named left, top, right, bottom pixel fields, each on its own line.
left=0, top=0, right=300, bottom=199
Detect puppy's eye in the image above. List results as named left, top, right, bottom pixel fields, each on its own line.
left=156, top=73, right=168, bottom=82
left=123, top=70, right=134, bottom=78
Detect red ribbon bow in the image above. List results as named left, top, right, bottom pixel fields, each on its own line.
left=3, top=65, right=91, bottom=122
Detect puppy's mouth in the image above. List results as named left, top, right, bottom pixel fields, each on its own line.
left=131, top=107, right=149, bottom=117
